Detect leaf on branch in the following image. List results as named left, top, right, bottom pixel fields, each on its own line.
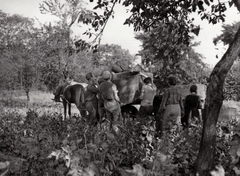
left=64, top=154, right=71, bottom=168
left=83, top=163, right=100, bottom=176
left=123, top=19, right=131, bottom=26
left=164, top=50, right=169, bottom=56
left=191, top=25, right=200, bottom=36
left=210, top=165, right=225, bottom=176
left=47, top=150, right=62, bottom=160
left=197, top=0, right=204, bottom=11
left=157, top=152, right=168, bottom=163
left=0, top=161, right=10, bottom=169
left=106, top=132, right=115, bottom=140
left=125, top=164, right=145, bottom=176
left=204, top=0, right=210, bottom=6
left=233, top=166, right=240, bottom=175
left=228, top=1, right=234, bottom=7
left=67, top=168, right=79, bottom=176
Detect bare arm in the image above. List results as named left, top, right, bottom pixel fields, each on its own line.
left=112, top=84, right=121, bottom=102
left=179, top=96, right=184, bottom=116
left=139, top=85, right=145, bottom=100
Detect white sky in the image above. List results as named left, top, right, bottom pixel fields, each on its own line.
left=1, top=0, right=240, bottom=67
left=192, top=6, right=240, bottom=67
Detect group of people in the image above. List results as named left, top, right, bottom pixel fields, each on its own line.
left=54, top=72, right=203, bottom=133
left=54, top=70, right=123, bottom=126
left=84, top=70, right=123, bottom=125
left=155, top=75, right=203, bottom=137
left=84, top=71, right=159, bottom=126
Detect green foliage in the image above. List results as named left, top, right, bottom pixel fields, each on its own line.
left=213, top=22, right=240, bottom=101
left=224, top=61, right=240, bottom=101
left=97, top=44, right=135, bottom=69
left=213, top=22, right=240, bottom=46
left=0, top=110, right=146, bottom=175
left=0, top=11, right=37, bottom=90
left=39, top=0, right=85, bottom=27
left=0, top=10, right=136, bottom=92
left=88, top=0, right=228, bottom=48
left=135, top=24, right=209, bottom=89
left=0, top=106, right=238, bottom=175
left=216, top=117, right=240, bottom=176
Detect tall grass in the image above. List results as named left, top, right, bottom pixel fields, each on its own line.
left=0, top=90, right=79, bottom=117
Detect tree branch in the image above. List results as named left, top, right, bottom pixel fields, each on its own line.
left=233, top=0, right=240, bottom=12
left=91, top=0, right=118, bottom=46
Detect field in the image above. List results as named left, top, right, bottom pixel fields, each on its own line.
left=1, top=89, right=240, bottom=121
left=0, top=90, right=80, bottom=117
left=0, top=90, right=240, bottom=175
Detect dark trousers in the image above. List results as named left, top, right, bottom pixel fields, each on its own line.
left=155, top=108, right=164, bottom=133
left=138, top=105, right=153, bottom=118
left=181, top=107, right=200, bottom=127
left=85, top=98, right=99, bottom=125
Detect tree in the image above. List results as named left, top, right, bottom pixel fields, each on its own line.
left=214, top=22, right=240, bottom=101
left=38, top=0, right=103, bottom=87
left=97, top=44, right=134, bottom=68
left=0, top=11, right=37, bottom=92
left=87, top=0, right=240, bottom=175
left=40, top=0, right=86, bottom=56
left=223, top=61, right=240, bottom=101
left=213, top=21, right=240, bottom=46
left=36, top=23, right=72, bottom=90
left=70, top=44, right=135, bottom=80
left=22, top=61, right=35, bottom=101
left=135, top=24, right=209, bottom=89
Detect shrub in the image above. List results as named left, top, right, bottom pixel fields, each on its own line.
left=0, top=109, right=239, bottom=175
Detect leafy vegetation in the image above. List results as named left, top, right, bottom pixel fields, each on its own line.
left=1, top=0, right=240, bottom=175
left=135, top=25, right=210, bottom=90
left=213, top=22, right=240, bottom=101
left=0, top=9, right=136, bottom=92
left=0, top=91, right=239, bottom=175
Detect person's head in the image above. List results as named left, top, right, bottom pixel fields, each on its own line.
left=167, top=75, right=177, bottom=86
left=102, top=71, right=111, bottom=80
left=66, top=76, right=73, bottom=83
left=144, top=77, right=152, bottom=84
left=190, top=84, right=197, bottom=93
left=86, top=72, right=93, bottom=81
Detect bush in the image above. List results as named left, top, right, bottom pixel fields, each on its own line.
left=0, top=110, right=239, bottom=175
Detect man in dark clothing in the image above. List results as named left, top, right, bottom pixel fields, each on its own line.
left=99, top=71, right=122, bottom=122
left=153, top=94, right=163, bottom=133
left=181, top=84, right=202, bottom=128
left=85, top=72, right=100, bottom=125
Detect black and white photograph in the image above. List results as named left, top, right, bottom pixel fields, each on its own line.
left=0, top=0, right=240, bottom=175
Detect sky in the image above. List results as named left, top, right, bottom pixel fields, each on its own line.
left=191, top=7, right=240, bottom=67
left=1, top=0, right=240, bottom=67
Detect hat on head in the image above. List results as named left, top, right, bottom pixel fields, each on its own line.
left=102, top=71, right=111, bottom=80
left=86, top=72, right=93, bottom=80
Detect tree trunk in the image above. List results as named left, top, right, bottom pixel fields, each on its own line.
left=195, top=24, right=240, bottom=175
